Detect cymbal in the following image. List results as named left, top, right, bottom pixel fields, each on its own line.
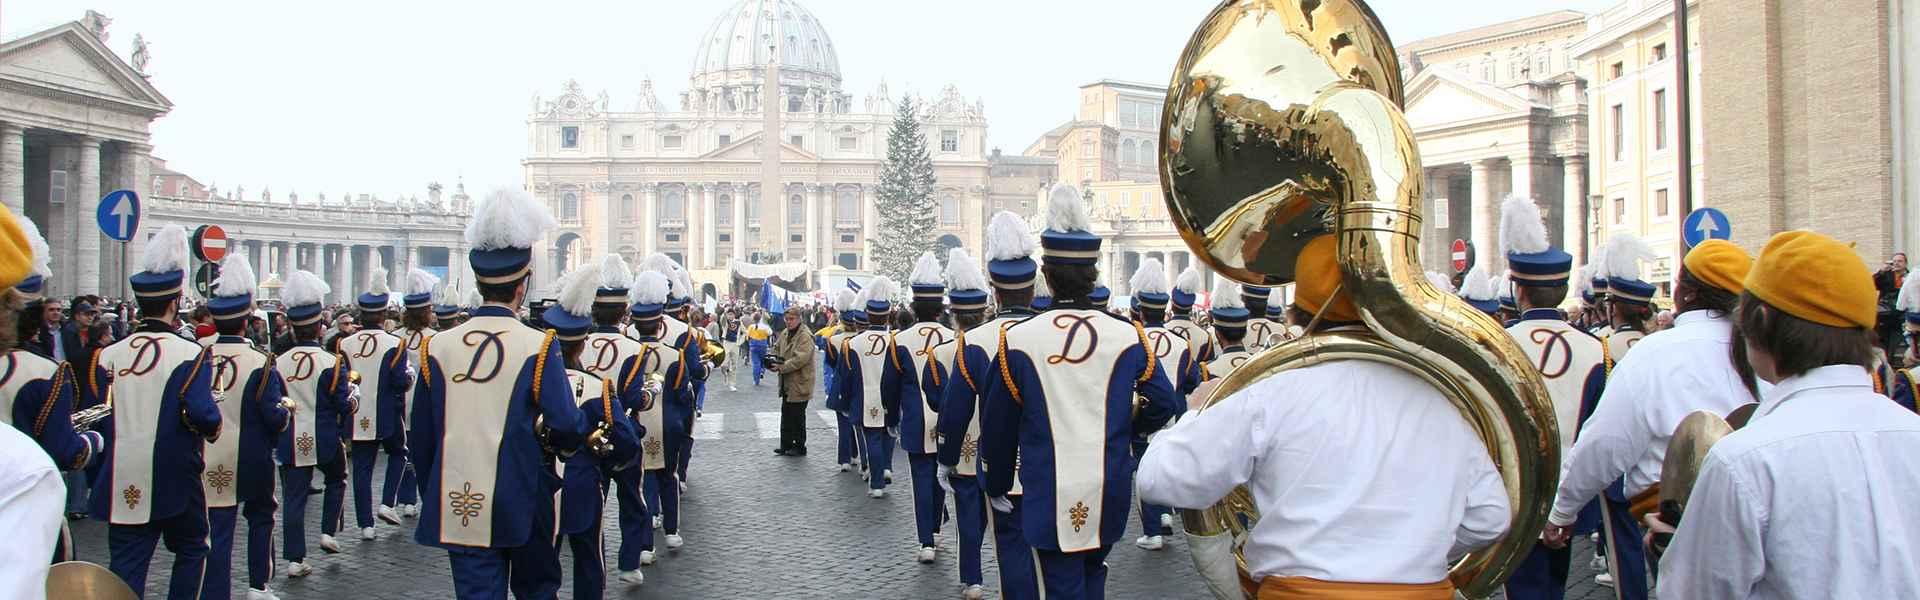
left=1661, top=410, right=1736, bottom=512
left=46, top=561, right=136, bottom=600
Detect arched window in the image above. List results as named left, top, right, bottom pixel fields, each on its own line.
left=1480, top=56, right=1495, bottom=81
left=620, top=194, right=635, bottom=220
left=1534, top=47, right=1550, bottom=76
left=788, top=90, right=803, bottom=113
left=1121, top=139, right=1137, bottom=166
left=789, top=193, right=805, bottom=226
left=940, top=193, right=960, bottom=226
left=662, top=188, right=685, bottom=221
left=561, top=193, right=579, bottom=221
left=716, top=194, right=733, bottom=225
left=746, top=193, right=760, bottom=224
left=835, top=188, right=859, bottom=224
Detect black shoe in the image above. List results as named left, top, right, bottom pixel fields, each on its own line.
left=66, top=512, right=87, bottom=521
left=773, top=448, right=788, bottom=456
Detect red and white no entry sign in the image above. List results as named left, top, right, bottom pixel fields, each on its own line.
left=1449, top=239, right=1469, bottom=273
left=193, top=224, right=228, bottom=262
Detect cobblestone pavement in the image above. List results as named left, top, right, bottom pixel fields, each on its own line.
left=71, top=362, right=1632, bottom=599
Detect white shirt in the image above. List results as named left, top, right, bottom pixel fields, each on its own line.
left=1137, top=359, right=1510, bottom=583
left=1550, top=310, right=1756, bottom=526
left=1659, top=365, right=1920, bottom=600
left=0, top=424, right=63, bottom=600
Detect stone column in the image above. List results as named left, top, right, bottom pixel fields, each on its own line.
left=805, top=184, right=821, bottom=267
left=1561, top=155, right=1588, bottom=264
left=1470, top=159, right=1500, bottom=273
left=641, top=184, right=658, bottom=257
left=0, top=123, right=23, bottom=214
left=688, top=184, right=706, bottom=268
left=732, top=183, right=747, bottom=262
left=253, top=241, right=271, bottom=282
left=275, top=242, right=292, bottom=279
left=861, top=185, right=876, bottom=268
left=329, top=244, right=350, bottom=305
left=73, top=137, right=102, bottom=295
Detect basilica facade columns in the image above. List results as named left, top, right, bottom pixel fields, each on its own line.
left=0, top=124, right=23, bottom=215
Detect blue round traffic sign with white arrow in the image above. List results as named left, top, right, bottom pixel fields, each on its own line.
left=96, top=189, right=141, bottom=242
left=1682, top=207, right=1730, bottom=249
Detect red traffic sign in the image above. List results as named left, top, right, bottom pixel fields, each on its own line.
left=1450, top=239, right=1470, bottom=273
left=192, top=224, right=228, bottom=262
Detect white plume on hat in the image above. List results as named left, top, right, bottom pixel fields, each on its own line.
left=1498, top=196, right=1551, bottom=256
left=985, top=210, right=1037, bottom=261
left=1897, top=269, right=1920, bottom=314
left=600, top=254, right=634, bottom=290
left=944, top=248, right=988, bottom=293
left=909, top=251, right=944, bottom=287
left=1211, top=279, right=1245, bottom=310
left=864, top=276, right=898, bottom=308
left=1571, top=270, right=1592, bottom=302
left=631, top=271, right=671, bottom=306
left=366, top=267, right=390, bottom=296
left=556, top=265, right=600, bottom=317
left=432, top=282, right=454, bottom=307
left=1033, top=271, right=1053, bottom=299
left=282, top=270, right=330, bottom=308
left=1130, top=258, right=1169, bottom=296
left=1497, top=270, right=1515, bottom=300
left=1045, top=183, right=1092, bottom=233
left=1174, top=265, right=1203, bottom=294
left=407, top=268, right=438, bottom=297
left=833, top=288, right=858, bottom=312
left=141, top=223, right=192, bottom=275
left=18, top=215, right=49, bottom=278
left=462, top=287, right=481, bottom=309
left=1460, top=264, right=1497, bottom=302
left=643, top=252, right=681, bottom=276
left=672, top=269, right=695, bottom=301
left=1424, top=270, right=1455, bottom=294
left=466, top=188, right=555, bottom=251
left=1603, top=232, right=1657, bottom=282
left=212, top=252, right=257, bottom=299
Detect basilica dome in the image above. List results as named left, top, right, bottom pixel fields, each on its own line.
left=690, top=0, right=841, bottom=88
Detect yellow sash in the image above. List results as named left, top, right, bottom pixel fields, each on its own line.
left=1252, top=577, right=1454, bottom=600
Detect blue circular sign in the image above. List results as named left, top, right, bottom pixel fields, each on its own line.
left=96, top=189, right=141, bottom=242
left=1682, top=207, right=1731, bottom=249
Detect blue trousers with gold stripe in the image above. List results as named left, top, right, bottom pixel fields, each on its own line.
left=950, top=474, right=987, bottom=586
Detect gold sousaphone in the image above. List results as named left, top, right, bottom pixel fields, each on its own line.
left=1159, top=1, right=1559, bottom=597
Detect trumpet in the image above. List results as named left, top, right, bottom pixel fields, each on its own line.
left=584, top=422, right=615, bottom=457
left=72, top=404, right=112, bottom=432
left=700, top=340, right=727, bottom=367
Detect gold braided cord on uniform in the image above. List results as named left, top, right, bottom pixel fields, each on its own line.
left=840, top=337, right=856, bottom=370
left=953, top=328, right=976, bottom=392
left=996, top=326, right=1021, bottom=406
left=180, top=347, right=217, bottom=439
left=532, top=330, right=556, bottom=408
left=887, top=331, right=903, bottom=373
left=1601, top=342, right=1613, bottom=376
left=1906, top=372, right=1920, bottom=414
left=33, top=361, right=68, bottom=437
left=622, top=346, right=644, bottom=391
left=925, top=337, right=944, bottom=388
left=418, top=334, right=434, bottom=383
left=1873, top=365, right=1886, bottom=396
left=598, top=374, right=614, bottom=424
left=1131, top=322, right=1158, bottom=385
left=387, top=331, right=407, bottom=370
left=257, top=351, right=278, bottom=402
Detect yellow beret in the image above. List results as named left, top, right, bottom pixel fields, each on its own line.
left=0, top=205, right=31, bottom=290
left=1293, top=235, right=1360, bottom=323
left=1681, top=239, right=1753, bottom=295
left=1745, top=230, right=1876, bottom=329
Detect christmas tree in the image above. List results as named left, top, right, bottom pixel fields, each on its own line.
left=869, top=95, right=940, bottom=285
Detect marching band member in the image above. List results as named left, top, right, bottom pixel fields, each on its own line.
left=1497, top=274, right=1520, bottom=326
left=1164, top=266, right=1212, bottom=362
left=1587, top=252, right=1614, bottom=338
left=938, top=210, right=1042, bottom=599
left=386, top=267, right=441, bottom=520
left=203, top=254, right=292, bottom=600
left=1658, top=230, right=1920, bottom=598
left=1089, top=285, right=1111, bottom=312
left=1602, top=234, right=1659, bottom=362
left=638, top=257, right=708, bottom=491
left=577, top=254, right=652, bottom=584
left=1263, top=287, right=1294, bottom=345
left=1459, top=264, right=1502, bottom=319
left=1889, top=275, right=1920, bottom=411
left=92, top=224, right=223, bottom=599
left=1541, top=239, right=1760, bottom=600
left=0, top=211, right=101, bottom=563
left=275, top=270, right=351, bottom=578
left=1495, top=197, right=1607, bottom=600
left=626, top=270, right=693, bottom=561
left=343, top=268, right=411, bottom=540
left=928, top=247, right=993, bottom=599
left=980, top=184, right=1180, bottom=598
left=1200, top=279, right=1253, bottom=382
left=411, top=188, right=587, bottom=599
left=840, top=277, right=902, bottom=497
left=1139, top=234, right=1511, bottom=599
left=1125, top=257, right=1197, bottom=552
left=543, top=267, right=642, bottom=600
left=887, top=252, right=955, bottom=563
left=1241, top=283, right=1278, bottom=353
left=824, top=289, right=863, bottom=473
left=1031, top=274, right=1054, bottom=312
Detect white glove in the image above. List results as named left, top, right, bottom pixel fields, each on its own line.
left=936, top=464, right=955, bottom=494
left=887, top=426, right=899, bottom=440
left=989, top=495, right=1013, bottom=514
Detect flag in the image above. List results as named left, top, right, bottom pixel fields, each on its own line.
left=761, top=278, right=788, bottom=315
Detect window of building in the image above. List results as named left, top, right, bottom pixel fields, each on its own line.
left=790, top=234, right=803, bottom=243
left=663, top=135, right=684, bottom=149
left=940, top=194, right=960, bottom=226
left=718, top=134, right=732, bottom=146
left=1481, top=57, right=1495, bottom=81
left=716, top=194, right=732, bottom=225
left=561, top=192, right=579, bottom=221
left=1534, top=48, right=1550, bottom=75
left=620, top=134, right=634, bottom=148
left=1613, top=197, right=1626, bottom=224
left=746, top=195, right=760, bottom=224
left=561, top=126, right=579, bottom=149
left=1611, top=104, right=1624, bottom=162
left=662, top=188, right=685, bottom=221
left=839, top=136, right=857, bottom=151
left=719, top=233, right=732, bottom=243
left=1651, top=43, right=1667, bottom=63
left=1121, top=139, right=1136, bottom=166
left=665, top=232, right=681, bottom=243
left=620, top=194, right=635, bottom=220
left=1653, top=89, right=1668, bottom=150
left=941, top=130, right=958, bottom=153
left=666, top=252, right=684, bottom=268
left=49, top=170, right=66, bottom=204
left=789, top=135, right=803, bottom=147
left=840, top=234, right=855, bottom=244
left=789, top=194, right=805, bottom=227
left=835, top=188, right=860, bottom=223
left=837, top=253, right=859, bottom=270
left=788, top=93, right=803, bottom=113
left=1656, top=188, right=1670, bottom=217
left=1080, top=132, right=1094, bottom=158
left=1610, top=62, right=1624, bottom=80
left=1509, top=58, right=1522, bottom=80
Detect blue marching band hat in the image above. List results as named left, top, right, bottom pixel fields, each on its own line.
left=358, top=267, right=393, bottom=312
left=1602, top=233, right=1659, bottom=308
left=863, top=276, right=898, bottom=316
left=1500, top=196, right=1573, bottom=289
left=1588, top=241, right=1612, bottom=302
left=628, top=270, right=671, bottom=322
left=403, top=268, right=438, bottom=310
left=1172, top=266, right=1202, bottom=311
left=542, top=266, right=601, bottom=342
left=908, top=251, right=946, bottom=303
left=1458, top=263, right=1501, bottom=317
left=432, top=283, right=462, bottom=319
left=944, top=248, right=990, bottom=314
left=1209, top=279, right=1250, bottom=329
left=1039, top=183, right=1101, bottom=267
left=1089, top=286, right=1111, bottom=309
left=1241, top=284, right=1271, bottom=310
left=207, top=252, right=258, bottom=323
left=131, top=224, right=193, bottom=303
left=984, top=210, right=1038, bottom=293
left=1130, top=258, right=1170, bottom=311
left=1265, top=287, right=1285, bottom=318
left=13, top=211, right=49, bottom=302
left=281, top=270, right=331, bottom=327
left=466, top=188, right=554, bottom=289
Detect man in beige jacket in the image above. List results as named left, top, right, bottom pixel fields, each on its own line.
left=770, top=310, right=816, bottom=456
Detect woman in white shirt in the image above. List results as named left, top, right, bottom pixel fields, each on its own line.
left=1657, top=230, right=1920, bottom=599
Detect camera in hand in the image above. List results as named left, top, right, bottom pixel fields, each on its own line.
left=762, top=353, right=783, bottom=367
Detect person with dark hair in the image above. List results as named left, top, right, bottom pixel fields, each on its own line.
left=341, top=268, right=412, bottom=539
left=981, top=184, right=1180, bottom=597
left=1163, top=266, right=1212, bottom=362
left=275, top=270, right=352, bottom=579
left=573, top=254, right=650, bottom=585
left=1542, top=239, right=1758, bottom=593
left=1496, top=197, right=1611, bottom=600
left=1141, top=234, right=1508, bottom=599
left=91, top=225, right=224, bottom=599
left=923, top=247, right=993, bottom=598
left=821, top=289, right=863, bottom=474
left=411, top=189, right=587, bottom=599
left=623, top=270, right=693, bottom=565
left=771, top=308, right=816, bottom=456
left=1200, top=279, right=1253, bottom=382
left=1586, top=259, right=1614, bottom=339
left=1123, top=257, right=1198, bottom=552
left=838, top=277, right=903, bottom=498
left=385, top=269, right=441, bottom=521
left=1873, top=251, right=1908, bottom=359
left=542, top=266, right=641, bottom=600
left=884, top=253, right=955, bottom=563
left=1657, top=231, right=1920, bottom=597
left=201, top=254, right=292, bottom=600
left=1604, top=234, right=1661, bottom=361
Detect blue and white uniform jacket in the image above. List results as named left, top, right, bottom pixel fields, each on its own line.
left=90, top=320, right=222, bottom=524
left=275, top=341, right=350, bottom=468
left=341, top=329, right=408, bottom=441
left=1506, top=308, right=1608, bottom=453
left=401, top=327, right=435, bottom=424
left=205, top=337, right=290, bottom=507
left=583, top=328, right=647, bottom=461
left=838, top=326, right=900, bottom=429
left=823, top=331, right=855, bottom=413
left=885, top=321, right=953, bottom=455
left=935, top=311, right=1031, bottom=480
left=1164, top=317, right=1214, bottom=364
left=0, top=348, right=100, bottom=471
left=628, top=315, right=707, bottom=384
left=558, top=367, right=639, bottom=536
left=629, top=331, right=691, bottom=471
left=1201, top=344, right=1254, bottom=382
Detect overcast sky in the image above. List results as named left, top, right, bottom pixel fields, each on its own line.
left=7, top=0, right=1615, bottom=199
